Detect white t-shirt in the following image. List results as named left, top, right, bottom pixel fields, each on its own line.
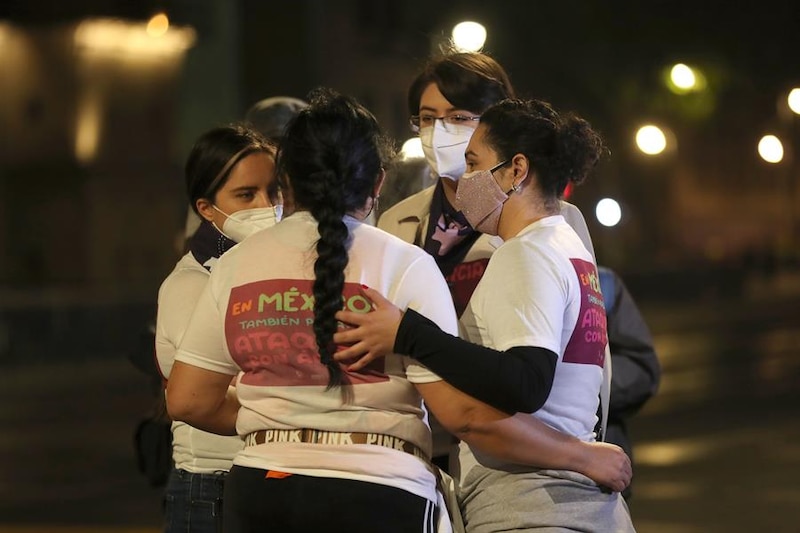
left=457, top=215, right=606, bottom=478
left=155, top=252, right=245, bottom=473
left=175, top=211, right=458, bottom=503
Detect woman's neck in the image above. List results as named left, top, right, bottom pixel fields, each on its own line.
left=497, top=193, right=555, bottom=241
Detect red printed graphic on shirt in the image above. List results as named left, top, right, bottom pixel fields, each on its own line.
left=224, top=279, right=388, bottom=386
left=446, top=258, right=489, bottom=317
left=562, top=259, right=607, bottom=367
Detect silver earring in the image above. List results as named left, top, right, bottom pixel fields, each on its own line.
left=511, top=182, right=522, bottom=193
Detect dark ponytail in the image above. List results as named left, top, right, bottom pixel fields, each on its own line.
left=553, top=115, right=605, bottom=190
left=277, top=88, right=394, bottom=389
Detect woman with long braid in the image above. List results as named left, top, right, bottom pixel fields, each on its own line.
left=166, top=88, right=631, bottom=533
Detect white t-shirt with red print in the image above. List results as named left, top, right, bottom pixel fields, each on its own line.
left=457, top=215, right=607, bottom=476
left=175, top=211, right=458, bottom=503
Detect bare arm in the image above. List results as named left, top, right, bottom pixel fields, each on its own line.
left=166, top=361, right=240, bottom=436
left=415, top=379, right=632, bottom=493
left=336, top=288, right=631, bottom=490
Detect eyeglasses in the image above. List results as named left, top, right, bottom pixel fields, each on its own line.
left=409, top=113, right=481, bottom=133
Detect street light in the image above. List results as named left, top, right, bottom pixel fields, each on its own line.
left=671, top=64, right=696, bottom=90
left=788, top=88, right=800, bottom=115
left=596, top=198, right=622, bottom=227
left=635, top=124, right=668, bottom=155
left=665, top=62, right=707, bottom=94
left=758, top=134, right=784, bottom=163
left=451, top=21, right=486, bottom=52
left=146, top=13, right=169, bottom=37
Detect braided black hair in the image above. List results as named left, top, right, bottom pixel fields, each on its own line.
left=276, top=88, right=394, bottom=389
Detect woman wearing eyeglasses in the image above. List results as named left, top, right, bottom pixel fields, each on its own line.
left=379, top=51, right=595, bottom=318
left=378, top=51, right=601, bottom=471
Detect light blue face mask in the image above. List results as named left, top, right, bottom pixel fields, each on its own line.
left=212, top=205, right=282, bottom=242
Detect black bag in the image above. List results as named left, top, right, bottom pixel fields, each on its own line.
left=133, top=397, right=173, bottom=487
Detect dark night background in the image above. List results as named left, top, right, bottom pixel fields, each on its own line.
left=0, top=1, right=798, bottom=532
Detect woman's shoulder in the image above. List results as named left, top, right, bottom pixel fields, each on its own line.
left=158, top=253, right=209, bottom=304
left=376, top=185, right=435, bottom=229
left=160, top=252, right=208, bottom=285
left=491, top=225, right=569, bottom=272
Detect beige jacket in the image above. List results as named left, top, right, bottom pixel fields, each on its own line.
left=377, top=185, right=596, bottom=258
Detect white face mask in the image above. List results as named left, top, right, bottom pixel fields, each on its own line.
left=419, top=120, right=475, bottom=181
left=212, top=205, right=282, bottom=242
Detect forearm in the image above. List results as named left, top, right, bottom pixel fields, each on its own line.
left=458, top=411, right=594, bottom=474
left=419, top=377, right=631, bottom=491
left=194, top=386, right=239, bottom=436
left=396, top=309, right=556, bottom=413
left=419, top=380, right=592, bottom=474
left=166, top=363, right=240, bottom=436
left=168, top=386, right=239, bottom=436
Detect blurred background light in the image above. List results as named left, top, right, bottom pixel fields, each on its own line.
left=788, top=88, right=800, bottom=115
left=671, top=63, right=696, bottom=90
left=451, top=21, right=486, bottom=52
left=596, top=198, right=622, bottom=227
left=75, top=91, right=102, bottom=164
left=636, top=124, right=668, bottom=155
left=400, top=137, right=424, bottom=159
left=758, top=134, right=784, bottom=163
left=0, top=21, right=9, bottom=45
left=146, top=13, right=170, bottom=37
left=74, top=17, right=195, bottom=57
left=665, top=62, right=707, bottom=94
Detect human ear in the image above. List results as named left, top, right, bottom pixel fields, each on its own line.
left=374, top=167, right=386, bottom=198
left=509, top=153, right=530, bottom=190
left=195, top=198, right=216, bottom=222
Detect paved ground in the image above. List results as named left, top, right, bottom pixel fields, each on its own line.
left=1, top=280, right=798, bottom=532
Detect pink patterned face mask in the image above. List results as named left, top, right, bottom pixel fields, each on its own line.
left=454, top=160, right=511, bottom=235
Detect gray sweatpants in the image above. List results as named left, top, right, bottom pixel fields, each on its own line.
left=459, top=466, right=636, bottom=533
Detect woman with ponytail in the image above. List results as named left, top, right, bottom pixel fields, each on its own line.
left=166, top=89, right=632, bottom=533
left=335, top=98, right=636, bottom=531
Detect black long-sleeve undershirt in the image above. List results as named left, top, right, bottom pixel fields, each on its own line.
left=395, top=309, right=557, bottom=414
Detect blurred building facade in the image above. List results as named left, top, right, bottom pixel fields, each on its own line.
left=1, top=0, right=798, bottom=362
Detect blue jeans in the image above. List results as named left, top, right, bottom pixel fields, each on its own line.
left=164, top=468, right=226, bottom=533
